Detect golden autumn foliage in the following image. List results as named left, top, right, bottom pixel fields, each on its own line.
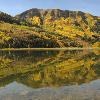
left=30, top=16, right=41, bottom=26
left=92, top=42, right=100, bottom=48
left=0, top=31, right=11, bottom=43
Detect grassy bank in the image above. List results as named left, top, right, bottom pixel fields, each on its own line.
left=0, top=48, right=100, bottom=51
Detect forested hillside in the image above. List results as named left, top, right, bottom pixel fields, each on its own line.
left=0, top=8, right=100, bottom=48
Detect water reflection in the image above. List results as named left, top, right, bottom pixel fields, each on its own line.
left=0, top=49, right=99, bottom=88
left=0, top=80, right=100, bottom=100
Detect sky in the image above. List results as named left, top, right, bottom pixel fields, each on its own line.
left=0, top=0, right=100, bottom=16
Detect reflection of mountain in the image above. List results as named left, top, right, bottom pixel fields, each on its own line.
left=0, top=50, right=100, bottom=88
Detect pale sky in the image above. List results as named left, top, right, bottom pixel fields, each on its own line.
left=0, top=0, right=100, bottom=16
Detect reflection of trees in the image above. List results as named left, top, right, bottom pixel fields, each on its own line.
left=0, top=50, right=99, bottom=88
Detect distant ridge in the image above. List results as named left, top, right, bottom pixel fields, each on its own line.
left=15, top=8, right=99, bottom=20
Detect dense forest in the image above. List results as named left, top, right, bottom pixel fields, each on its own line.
left=0, top=9, right=100, bottom=48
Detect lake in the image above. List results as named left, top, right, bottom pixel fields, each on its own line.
left=0, top=49, right=100, bottom=100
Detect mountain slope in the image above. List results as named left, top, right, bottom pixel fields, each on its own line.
left=16, top=8, right=100, bottom=32
left=0, top=9, right=100, bottom=48
left=0, top=11, right=20, bottom=24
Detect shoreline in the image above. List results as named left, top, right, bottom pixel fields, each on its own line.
left=0, top=48, right=100, bottom=51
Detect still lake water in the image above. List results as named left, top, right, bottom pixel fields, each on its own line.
left=0, top=49, right=100, bottom=100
